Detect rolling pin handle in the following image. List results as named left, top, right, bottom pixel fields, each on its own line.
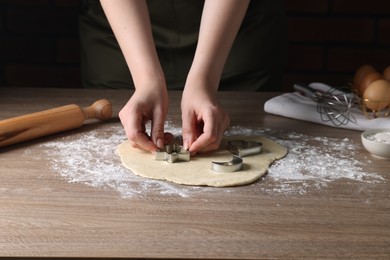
left=82, top=99, right=113, bottom=120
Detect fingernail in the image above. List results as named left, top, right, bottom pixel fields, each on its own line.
left=183, top=139, right=189, bottom=150
left=157, top=138, right=164, bottom=149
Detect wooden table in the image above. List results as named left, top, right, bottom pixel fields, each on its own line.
left=0, top=88, right=389, bottom=259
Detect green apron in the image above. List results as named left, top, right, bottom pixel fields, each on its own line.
left=79, top=0, right=287, bottom=91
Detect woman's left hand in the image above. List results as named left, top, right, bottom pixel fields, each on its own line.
left=181, top=86, right=230, bottom=155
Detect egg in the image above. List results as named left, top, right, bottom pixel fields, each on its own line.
left=358, top=71, right=383, bottom=96
left=362, top=79, right=390, bottom=112
left=353, top=64, right=376, bottom=90
left=383, top=65, right=390, bottom=81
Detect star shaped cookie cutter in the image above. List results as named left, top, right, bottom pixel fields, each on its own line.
left=211, top=139, right=262, bottom=173
left=155, top=143, right=190, bottom=163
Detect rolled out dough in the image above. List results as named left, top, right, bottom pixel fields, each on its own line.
left=117, top=136, right=287, bottom=187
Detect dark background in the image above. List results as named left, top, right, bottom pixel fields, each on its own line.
left=1, top=0, right=389, bottom=91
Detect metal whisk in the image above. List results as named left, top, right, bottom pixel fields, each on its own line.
left=294, top=83, right=358, bottom=126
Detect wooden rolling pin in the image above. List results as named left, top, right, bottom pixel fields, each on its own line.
left=0, top=99, right=112, bottom=148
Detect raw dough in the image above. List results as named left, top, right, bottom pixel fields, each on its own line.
left=117, top=136, right=287, bottom=187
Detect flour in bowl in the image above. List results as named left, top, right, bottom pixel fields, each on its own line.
left=366, top=131, right=390, bottom=144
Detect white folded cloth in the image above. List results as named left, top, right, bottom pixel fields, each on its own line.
left=264, top=82, right=390, bottom=131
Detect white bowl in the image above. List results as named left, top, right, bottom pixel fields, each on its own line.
left=361, top=129, right=390, bottom=159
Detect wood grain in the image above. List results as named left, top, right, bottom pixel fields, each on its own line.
left=0, top=88, right=389, bottom=259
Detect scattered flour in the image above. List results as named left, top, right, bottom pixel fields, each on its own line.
left=263, top=131, right=384, bottom=194
left=30, top=123, right=384, bottom=198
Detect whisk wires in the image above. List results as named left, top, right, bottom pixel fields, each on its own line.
left=294, top=83, right=359, bottom=127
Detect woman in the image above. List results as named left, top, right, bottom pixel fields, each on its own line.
left=79, top=0, right=287, bottom=155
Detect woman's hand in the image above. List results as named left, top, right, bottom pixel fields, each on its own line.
left=180, top=0, right=248, bottom=154
left=101, top=0, right=173, bottom=152
left=181, top=86, right=230, bottom=155
left=119, top=86, right=172, bottom=153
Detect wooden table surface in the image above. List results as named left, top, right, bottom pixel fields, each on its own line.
left=0, top=88, right=389, bottom=259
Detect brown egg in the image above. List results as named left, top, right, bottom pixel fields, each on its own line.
left=363, top=79, right=390, bottom=112
left=353, top=64, right=376, bottom=90
left=358, top=71, right=383, bottom=96
left=383, top=65, right=390, bottom=81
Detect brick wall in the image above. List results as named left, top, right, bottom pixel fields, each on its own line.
left=0, top=0, right=82, bottom=88
left=285, top=0, right=390, bottom=91
left=0, top=0, right=390, bottom=90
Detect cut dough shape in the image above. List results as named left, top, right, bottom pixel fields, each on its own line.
left=118, top=136, right=287, bottom=187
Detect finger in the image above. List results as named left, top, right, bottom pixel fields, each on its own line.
left=189, top=113, right=219, bottom=153
left=181, top=111, right=197, bottom=150
left=151, top=110, right=165, bottom=149
left=127, top=132, right=147, bottom=149
left=133, top=132, right=158, bottom=152
left=125, top=112, right=158, bottom=152
left=191, top=110, right=230, bottom=154
left=189, top=130, right=220, bottom=153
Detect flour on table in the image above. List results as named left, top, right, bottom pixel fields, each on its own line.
left=262, top=130, right=384, bottom=195
left=31, top=122, right=384, bottom=198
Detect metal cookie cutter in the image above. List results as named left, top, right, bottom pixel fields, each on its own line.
left=211, top=139, right=262, bottom=173
left=155, top=144, right=190, bottom=163
left=227, top=140, right=262, bottom=157
left=211, top=155, right=243, bottom=173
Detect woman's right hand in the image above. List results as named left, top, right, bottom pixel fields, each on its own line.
left=101, top=0, right=172, bottom=152
left=119, top=85, right=172, bottom=153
